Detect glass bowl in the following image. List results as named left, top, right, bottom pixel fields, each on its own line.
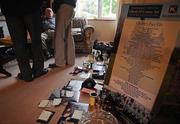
left=80, top=110, right=118, bottom=124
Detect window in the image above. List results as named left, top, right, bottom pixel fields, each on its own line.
left=75, top=0, right=117, bottom=19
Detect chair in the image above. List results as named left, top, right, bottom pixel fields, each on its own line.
left=0, top=45, right=15, bottom=77
left=72, top=17, right=94, bottom=53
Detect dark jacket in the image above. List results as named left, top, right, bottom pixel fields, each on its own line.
left=52, top=0, right=77, bottom=13
left=0, top=0, right=43, bottom=16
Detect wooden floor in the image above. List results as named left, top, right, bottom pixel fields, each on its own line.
left=0, top=55, right=88, bottom=124
left=1, top=55, right=180, bottom=124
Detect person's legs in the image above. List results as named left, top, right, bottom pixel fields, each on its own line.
left=41, top=33, right=51, bottom=60
left=54, top=6, right=65, bottom=66
left=5, top=16, right=33, bottom=81
left=47, top=30, right=55, bottom=49
left=66, top=18, right=75, bottom=65
left=24, top=10, right=47, bottom=77
left=54, top=4, right=75, bottom=67
left=44, top=30, right=55, bottom=55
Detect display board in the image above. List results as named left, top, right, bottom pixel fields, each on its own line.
left=106, top=2, right=180, bottom=123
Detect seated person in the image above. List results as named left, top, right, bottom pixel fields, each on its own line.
left=42, top=8, right=55, bottom=34
left=41, top=8, right=55, bottom=59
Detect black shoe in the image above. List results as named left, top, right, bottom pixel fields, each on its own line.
left=17, top=73, right=33, bottom=82
left=34, top=68, right=48, bottom=78
left=48, top=63, right=58, bottom=68
left=44, top=53, right=52, bottom=60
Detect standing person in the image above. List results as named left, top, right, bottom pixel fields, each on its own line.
left=49, top=0, right=77, bottom=68
left=0, top=0, right=48, bottom=82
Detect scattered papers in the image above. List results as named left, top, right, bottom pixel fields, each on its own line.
left=68, top=79, right=83, bottom=91
left=66, top=91, right=74, bottom=97
left=61, top=90, right=74, bottom=97
left=94, top=84, right=103, bottom=91
left=71, top=110, right=83, bottom=120
left=79, top=72, right=91, bottom=79
left=94, top=79, right=104, bottom=84
left=68, top=80, right=83, bottom=86
left=38, top=110, right=53, bottom=122
left=38, top=100, right=49, bottom=108
left=52, top=98, right=62, bottom=106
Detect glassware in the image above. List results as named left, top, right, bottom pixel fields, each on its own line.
left=80, top=110, right=118, bottom=124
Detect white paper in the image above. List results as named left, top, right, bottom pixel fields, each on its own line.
left=94, top=80, right=104, bottom=84
left=38, top=110, right=53, bottom=121
left=52, top=98, right=62, bottom=106
left=94, top=84, right=103, bottom=90
left=71, top=110, right=83, bottom=120
left=66, top=91, right=74, bottom=97
left=38, top=100, right=49, bottom=108
left=69, top=80, right=83, bottom=86
left=79, top=72, right=91, bottom=79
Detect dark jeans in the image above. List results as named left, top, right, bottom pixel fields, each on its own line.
left=5, top=10, right=44, bottom=79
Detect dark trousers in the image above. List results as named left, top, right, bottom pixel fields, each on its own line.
left=5, top=10, right=44, bottom=79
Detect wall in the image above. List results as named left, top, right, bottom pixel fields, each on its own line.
left=88, top=20, right=117, bottom=42
left=0, top=19, right=117, bottom=42
left=88, top=0, right=179, bottom=46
